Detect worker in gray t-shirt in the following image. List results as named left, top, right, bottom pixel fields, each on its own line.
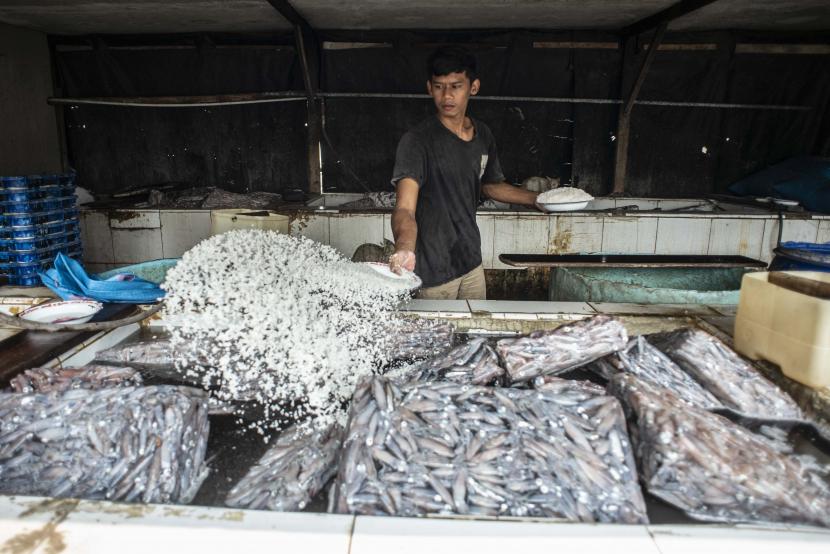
left=389, top=46, right=539, bottom=300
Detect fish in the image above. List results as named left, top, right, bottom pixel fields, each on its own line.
left=496, top=315, right=628, bottom=383
left=609, top=372, right=830, bottom=528
left=225, top=421, right=343, bottom=511
left=648, top=329, right=802, bottom=419
left=330, top=376, right=647, bottom=523
left=0, top=385, right=210, bottom=504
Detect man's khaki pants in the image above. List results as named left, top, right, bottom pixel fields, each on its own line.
left=417, top=265, right=486, bottom=300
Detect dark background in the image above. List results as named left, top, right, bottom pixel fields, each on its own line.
left=53, top=30, right=830, bottom=197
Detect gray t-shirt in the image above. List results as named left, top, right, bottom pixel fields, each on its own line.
left=391, top=116, right=505, bottom=288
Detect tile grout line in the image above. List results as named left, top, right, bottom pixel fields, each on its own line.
left=346, top=515, right=356, bottom=554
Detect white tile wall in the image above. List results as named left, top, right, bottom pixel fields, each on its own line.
left=818, top=220, right=830, bottom=243
left=760, top=218, right=820, bottom=262
left=80, top=210, right=114, bottom=263
left=111, top=228, right=164, bottom=263
left=492, top=215, right=549, bottom=269
left=350, top=517, right=662, bottom=554
left=549, top=215, right=604, bottom=254
left=707, top=219, right=765, bottom=258
left=328, top=213, right=385, bottom=259
left=160, top=211, right=211, bottom=258
left=108, top=210, right=161, bottom=229
left=648, top=525, right=830, bottom=554
left=290, top=213, right=331, bottom=245
left=476, top=214, right=496, bottom=268
left=601, top=216, right=658, bottom=254
left=655, top=217, right=712, bottom=255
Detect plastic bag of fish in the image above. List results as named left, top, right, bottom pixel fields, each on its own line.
left=648, top=329, right=802, bottom=419
left=226, top=421, right=343, bottom=511
left=587, top=336, right=723, bottom=410
left=496, top=315, right=628, bottom=383
left=415, top=337, right=505, bottom=385
left=0, top=385, right=210, bottom=504
left=609, top=373, right=830, bottom=528
left=386, top=318, right=454, bottom=362
left=331, top=376, right=648, bottom=523
left=6, top=364, right=143, bottom=393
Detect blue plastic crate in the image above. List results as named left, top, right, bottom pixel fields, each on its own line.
left=41, top=174, right=61, bottom=186
left=64, top=207, right=80, bottom=219
left=0, top=213, right=39, bottom=226
left=0, top=188, right=41, bottom=202
left=5, top=249, right=53, bottom=264
left=25, top=175, right=45, bottom=187
left=65, top=220, right=80, bottom=233
left=7, top=274, right=42, bottom=286
left=46, top=233, right=68, bottom=247
left=3, top=225, right=40, bottom=239
left=0, top=261, right=48, bottom=277
left=1, top=176, right=28, bottom=189
left=39, top=185, right=63, bottom=199
left=40, top=198, right=63, bottom=211
left=45, top=222, right=65, bottom=235
left=0, top=199, right=44, bottom=214
left=2, top=237, right=49, bottom=251
left=60, top=196, right=77, bottom=209
left=41, top=209, right=66, bottom=224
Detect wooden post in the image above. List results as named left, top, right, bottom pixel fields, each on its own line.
left=612, top=22, right=668, bottom=195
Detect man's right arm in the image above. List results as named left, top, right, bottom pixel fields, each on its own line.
left=389, top=178, right=419, bottom=273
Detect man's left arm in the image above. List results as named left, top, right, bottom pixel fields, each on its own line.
left=482, top=182, right=538, bottom=206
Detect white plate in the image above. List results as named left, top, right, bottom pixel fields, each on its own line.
left=538, top=200, right=590, bottom=212
left=18, top=300, right=103, bottom=325
left=362, top=262, right=422, bottom=291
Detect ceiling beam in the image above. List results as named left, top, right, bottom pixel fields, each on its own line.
left=621, top=0, right=721, bottom=37
left=264, top=0, right=310, bottom=29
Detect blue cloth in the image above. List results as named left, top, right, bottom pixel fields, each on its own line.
left=39, top=253, right=165, bottom=303
left=728, top=156, right=830, bottom=213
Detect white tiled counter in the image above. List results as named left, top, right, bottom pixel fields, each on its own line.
left=79, top=202, right=830, bottom=274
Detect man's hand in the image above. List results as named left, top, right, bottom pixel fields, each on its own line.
left=389, top=250, right=416, bottom=275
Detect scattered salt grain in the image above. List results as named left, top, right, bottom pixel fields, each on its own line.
left=162, top=229, right=411, bottom=435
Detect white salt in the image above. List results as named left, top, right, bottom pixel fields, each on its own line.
left=537, top=187, right=594, bottom=204
left=162, top=229, right=410, bottom=434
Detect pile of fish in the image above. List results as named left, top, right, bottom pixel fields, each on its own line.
left=226, top=422, right=344, bottom=511
left=0, top=385, right=210, bottom=504
left=94, top=339, right=213, bottom=383
left=416, top=338, right=505, bottom=385
left=588, top=337, right=723, bottom=410
left=610, top=373, right=830, bottom=527
left=649, top=329, right=802, bottom=419
left=331, top=376, right=648, bottom=523
left=387, top=319, right=454, bottom=362
left=496, top=315, right=628, bottom=383
left=6, top=364, right=143, bottom=393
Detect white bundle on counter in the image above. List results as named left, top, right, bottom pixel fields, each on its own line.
left=332, top=376, right=647, bottom=523
left=0, top=385, right=210, bottom=504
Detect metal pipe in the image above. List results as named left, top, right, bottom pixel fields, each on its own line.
left=47, top=92, right=812, bottom=111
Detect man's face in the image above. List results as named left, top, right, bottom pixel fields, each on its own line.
left=427, top=72, right=480, bottom=119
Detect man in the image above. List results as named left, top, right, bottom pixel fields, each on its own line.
left=389, top=46, right=539, bottom=299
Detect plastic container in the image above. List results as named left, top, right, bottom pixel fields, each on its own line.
left=0, top=188, right=40, bottom=202
left=1, top=199, right=43, bottom=214
left=209, top=209, right=289, bottom=236
left=549, top=267, right=749, bottom=305
left=734, top=271, right=830, bottom=388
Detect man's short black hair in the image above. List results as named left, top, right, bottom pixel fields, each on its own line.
left=427, top=46, right=478, bottom=82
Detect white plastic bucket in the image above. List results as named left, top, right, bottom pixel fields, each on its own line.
left=209, top=209, right=290, bottom=236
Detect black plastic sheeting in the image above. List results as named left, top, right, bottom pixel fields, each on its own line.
left=55, top=33, right=830, bottom=197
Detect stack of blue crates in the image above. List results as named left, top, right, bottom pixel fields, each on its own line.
left=0, top=173, right=82, bottom=286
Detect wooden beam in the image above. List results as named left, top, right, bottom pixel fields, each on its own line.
left=612, top=23, right=668, bottom=195
left=622, top=0, right=721, bottom=37
left=265, top=0, right=323, bottom=194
